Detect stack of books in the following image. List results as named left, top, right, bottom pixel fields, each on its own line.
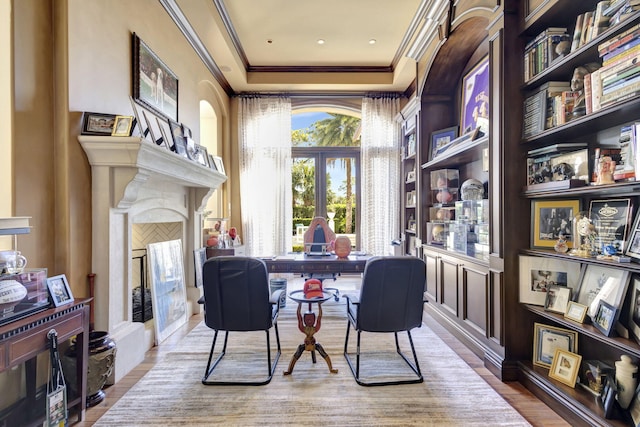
left=590, top=21, right=640, bottom=111
left=523, top=81, right=571, bottom=138
left=524, top=28, right=571, bottom=83
left=570, top=2, right=612, bottom=53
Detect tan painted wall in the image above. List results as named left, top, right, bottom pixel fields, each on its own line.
left=10, top=0, right=227, bottom=297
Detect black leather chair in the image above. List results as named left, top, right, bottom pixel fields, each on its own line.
left=343, top=256, right=427, bottom=386
left=200, top=256, right=281, bottom=385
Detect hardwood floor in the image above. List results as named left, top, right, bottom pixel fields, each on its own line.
left=73, top=277, right=570, bottom=427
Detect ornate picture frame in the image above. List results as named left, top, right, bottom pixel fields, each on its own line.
left=531, top=199, right=580, bottom=249
left=132, top=33, right=178, bottom=121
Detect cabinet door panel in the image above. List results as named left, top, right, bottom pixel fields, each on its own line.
left=424, top=251, right=438, bottom=301
left=439, top=256, right=459, bottom=316
left=461, top=264, right=489, bottom=336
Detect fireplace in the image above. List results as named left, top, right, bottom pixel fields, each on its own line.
left=79, top=136, right=226, bottom=381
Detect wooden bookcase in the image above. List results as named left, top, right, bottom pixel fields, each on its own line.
left=517, top=1, right=640, bottom=425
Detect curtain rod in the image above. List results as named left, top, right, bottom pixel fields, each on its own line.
left=236, top=92, right=405, bottom=99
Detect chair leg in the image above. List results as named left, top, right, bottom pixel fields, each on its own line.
left=345, top=329, right=423, bottom=387
left=202, top=327, right=281, bottom=386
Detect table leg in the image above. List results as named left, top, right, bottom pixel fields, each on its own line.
left=283, top=344, right=305, bottom=375
left=315, top=343, right=338, bottom=373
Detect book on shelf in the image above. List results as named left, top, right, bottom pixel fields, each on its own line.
left=561, top=90, right=581, bottom=122
left=603, top=0, right=631, bottom=18
left=571, top=14, right=585, bottom=52
left=600, top=77, right=640, bottom=106
left=601, top=37, right=640, bottom=62
left=610, top=3, right=640, bottom=26
left=0, top=217, right=31, bottom=230
left=592, top=1, right=613, bottom=39
left=523, top=29, right=570, bottom=82
left=585, top=72, right=594, bottom=114
left=522, top=82, right=570, bottom=137
left=598, top=21, right=640, bottom=55
left=601, top=65, right=640, bottom=91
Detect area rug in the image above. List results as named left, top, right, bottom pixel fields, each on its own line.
left=94, top=280, right=531, bottom=426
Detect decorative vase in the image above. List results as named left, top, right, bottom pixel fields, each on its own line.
left=615, top=355, right=638, bottom=409
left=62, top=330, right=117, bottom=408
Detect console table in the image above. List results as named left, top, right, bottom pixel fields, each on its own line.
left=0, top=298, right=91, bottom=424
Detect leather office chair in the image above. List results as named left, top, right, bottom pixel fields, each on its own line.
left=303, top=216, right=339, bottom=300
left=199, top=256, right=282, bottom=385
left=343, top=256, right=427, bottom=386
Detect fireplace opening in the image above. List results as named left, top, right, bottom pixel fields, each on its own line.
left=132, top=249, right=153, bottom=323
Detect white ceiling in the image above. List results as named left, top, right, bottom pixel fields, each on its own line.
left=172, top=0, right=427, bottom=94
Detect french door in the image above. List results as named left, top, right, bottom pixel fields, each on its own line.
left=292, top=147, right=360, bottom=250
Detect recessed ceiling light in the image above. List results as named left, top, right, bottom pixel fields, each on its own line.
left=267, top=39, right=273, bottom=44
left=317, top=39, right=325, bottom=45
left=369, top=39, right=377, bottom=44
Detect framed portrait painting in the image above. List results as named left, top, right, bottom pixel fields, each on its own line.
left=531, top=199, right=580, bottom=249
left=132, top=33, right=178, bottom=122
left=461, top=55, right=489, bottom=135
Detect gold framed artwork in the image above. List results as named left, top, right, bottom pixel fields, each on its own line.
left=548, top=349, right=582, bottom=388
left=533, top=322, right=578, bottom=368
left=111, top=115, right=134, bottom=136
left=531, top=199, right=580, bottom=249
left=564, top=301, right=588, bottom=323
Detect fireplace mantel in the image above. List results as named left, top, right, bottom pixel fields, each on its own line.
left=79, top=136, right=226, bottom=210
left=79, top=135, right=226, bottom=382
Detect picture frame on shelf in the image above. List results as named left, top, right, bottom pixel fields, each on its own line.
left=142, top=110, right=166, bottom=148
left=182, top=123, right=192, bottom=139
left=429, top=126, right=458, bottom=161
left=168, top=119, right=184, bottom=143
left=81, top=112, right=116, bottom=136
left=625, top=211, right=640, bottom=260
left=544, top=284, right=572, bottom=315
left=533, top=322, right=578, bottom=368
left=194, top=144, right=210, bottom=168
left=627, top=276, right=640, bottom=345
left=600, top=375, right=618, bottom=419
left=531, top=199, right=580, bottom=249
left=156, top=117, right=175, bottom=152
left=575, top=264, right=630, bottom=319
left=208, top=154, right=218, bottom=172
left=461, top=55, right=489, bottom=135
left=548, top=348, right=582, bottom=388
left=111, top=115, right=134, bottom=137
left=518, top=255, right=581, bottom=306
left=564, top=301, right=588, bottom=323
left=406, top=169, right=416, bottom=182
left=211, top=156, right=225, bottom=175
left=46, top=274, right=74, bottom=307
left=129, top=97, right=151, bottom=141
left=408, top=219, right=416, bottom=231
left=593, top=300, right=618, bottom=337
left=132, top=33, right=178, bottom=122
left=589, top=198, right=632, bottom=254
left=433, top=128, right=480, bottom=159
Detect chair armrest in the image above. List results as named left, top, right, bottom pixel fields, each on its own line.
left=342, top=293, right=360, bottom=305
left=270, top=289, right=284, bottom=305
left=197, top=296, right=205, bottom=305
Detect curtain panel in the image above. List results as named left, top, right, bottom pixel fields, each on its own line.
left=238, top=96, right=292, bottom=256
left=361, top=96, right=401, bottom=255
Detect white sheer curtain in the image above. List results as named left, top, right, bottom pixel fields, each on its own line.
left=238, top=96, right=292, bottom=256
left=361, top=96, right=401, bottom=255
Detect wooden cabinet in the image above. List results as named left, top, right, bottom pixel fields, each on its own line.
left=516, top=1, right=640, bottom=424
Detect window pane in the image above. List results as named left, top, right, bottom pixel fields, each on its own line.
left=292, top=157, right=315, bottom=247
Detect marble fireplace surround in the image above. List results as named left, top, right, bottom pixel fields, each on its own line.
left=79, top=136, right=226, bottom=381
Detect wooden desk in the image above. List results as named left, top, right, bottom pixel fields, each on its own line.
left=0, top=299, right=91, bottom=424
left=263, top=253, right=370, bottom=275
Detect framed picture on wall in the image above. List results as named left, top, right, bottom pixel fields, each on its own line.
left=132, top=32, right=178, bottom=122
left=460, top=55, right=489, bottom=135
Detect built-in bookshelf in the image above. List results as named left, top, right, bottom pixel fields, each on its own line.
left=518, top=1, right=640, bottom=425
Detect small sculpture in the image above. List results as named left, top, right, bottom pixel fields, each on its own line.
left=554, top=235, right=569, bottom=253
left=552, top=162, right=575, bottom=181
left=596, top=156, right=616, bottom=185
left=570, top=63, right=600, bottom=119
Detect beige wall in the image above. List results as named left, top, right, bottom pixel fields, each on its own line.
left=1, top=0, right=234, bottom=281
